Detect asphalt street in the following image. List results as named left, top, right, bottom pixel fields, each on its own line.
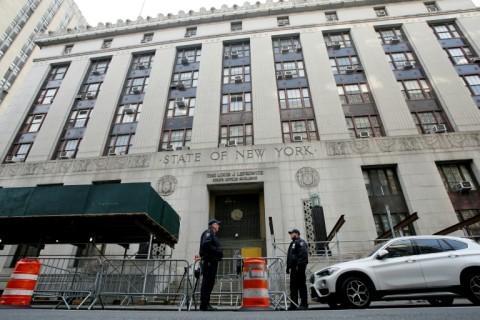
left=1, top=304, right=480, bottom=320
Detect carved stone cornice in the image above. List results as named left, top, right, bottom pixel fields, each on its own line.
left=0, top=154, right=150, bottom=177
left=326, top=132, right=480, bottom=156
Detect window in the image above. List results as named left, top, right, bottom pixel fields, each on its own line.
left=133, top=53, right=155, bottom=69
left=325, top=12, right=338, bottom=22
left=275, top=61, right=305, bottom=78
left=462, top=75, right=480, bottom=96
left=337, top=84, right=371, bottom=104
left=424, top=2, right=439, bottom=12
left=272, top=36, right=300, bottom=54
left=166, top=97, right=195, bottom=118
left=141, top=33, right=153, bottom=43
left=231, top=21, right=242, bottom=31
left=125, top=77, right=148, bottom=94
left=277, top=16, right=289, bottom=27
left=116, top=103, right=142, bottom=123
left=176, top=48, right=201, bottom=64
left=224, top=42, right=250, bottom=59
left=346, top=116, right=382, bottom=138
left=220, top=124, right=253, bottom=146
left=80, top=82, right=101, bottom=98
left=36, top=88, right=57, bottom=104
left=223, top=66, right=251, bottom=84
left=431, top=23, right=460, bottom=39
left=412, top=111, right=448, bottom=134
left=107, top=134, right=134, bottom=155
left=374, top=7, right=388, bottom=17
left=437, top=163, right=477, bottom=192
left=282, top=120, right=318, bottom=142
left=398, top=79, right=433, bottom=100
left=221, top=92, right=252, bottom=113
left=386, top=52, right=416, bottom=70
left=22, top=114, right=45, bottom=132
left=171, top=71, right=199, bottom=89
left=329, top=56, right=360, bottom=74
left=376, top=28, right=403, bottom=44
left=279, top=88, right=311, bottom=109
left=9, top=143, right=31, bottom=161
left=49, top=65, right=68, bottom=80
left=384, top=240, right=414, bottom=258
left=102, top=39, right=112, bottom=48
left=185, top=27, right=197, bottom=37
left=323, top=32, right=352, bottom=48
left=415, top=239, right=443, bottom=254
left=91, top=59, right=110, bottom=75
left=445, top=47, right=474, bottom=65
left=56, top=139, right=81, bottom=159
left=456, top=209, right=480, bottom=237
left=63, top=44, right=73, bottom=54
left=161, top=129, right=192, bottom=150
left=67, top=109, right=90, bottom=128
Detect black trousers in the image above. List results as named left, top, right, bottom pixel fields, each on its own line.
left=200, top=260, right=218, bottom=307
left=290, top=265, right=308, bottom=307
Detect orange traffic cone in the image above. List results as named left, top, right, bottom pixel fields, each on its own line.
left=0, top=258, right=41, bottom=307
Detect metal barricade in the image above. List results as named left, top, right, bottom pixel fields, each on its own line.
left=32, top=257, right=102, bottom=310
left=90, top=258, right=191, bottom=311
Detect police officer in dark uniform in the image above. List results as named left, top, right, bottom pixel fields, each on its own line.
left=199, top=219, right=223, bottom=311
left=286, top=228, right=309, bottom=310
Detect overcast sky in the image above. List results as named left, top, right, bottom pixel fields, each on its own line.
left=75, top=0, right=480, bottom=25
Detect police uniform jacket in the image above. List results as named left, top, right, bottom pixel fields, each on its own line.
left=286, top=237, right=308, bottom=271
left=199, top=228, right=223, bottom=262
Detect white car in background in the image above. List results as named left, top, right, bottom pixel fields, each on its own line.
left=310, top=235, right=480, bottom=308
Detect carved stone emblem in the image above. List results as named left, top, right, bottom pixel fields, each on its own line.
left=295, top=167, right=320, bottom=188
left=157, top=175, right=178, bottom=196
left=231, top=209, right=243, bottom=221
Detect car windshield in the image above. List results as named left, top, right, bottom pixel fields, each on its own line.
left=361, top=241, right=388, bottom=258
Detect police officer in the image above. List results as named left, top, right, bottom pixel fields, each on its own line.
left=286, top=228, right=309, bottom=310
left=199, top=219, right=223, bottom=311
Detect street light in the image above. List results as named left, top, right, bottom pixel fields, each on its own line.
left=310, top=193, right=320, bottom=207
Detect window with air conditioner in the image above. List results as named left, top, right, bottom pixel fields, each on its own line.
left=292, top=135, right=303, bottom=142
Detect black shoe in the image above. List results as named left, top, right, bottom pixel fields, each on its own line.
left=208, top=304, right=218, bottom=311
left=297, top=305, right=308, bottom=310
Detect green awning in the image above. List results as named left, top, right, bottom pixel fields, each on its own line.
left=0, top=183, right=180, bottom=247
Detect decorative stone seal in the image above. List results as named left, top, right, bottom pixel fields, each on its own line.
left=157, top=175, right=178, bottom=196
left=295, top=167, right=320, bottom=188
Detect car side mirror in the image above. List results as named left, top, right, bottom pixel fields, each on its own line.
left=376, top=249, right=389, bottom=260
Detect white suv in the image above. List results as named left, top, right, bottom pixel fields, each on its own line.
left=309, top=235, right=480, bottom=308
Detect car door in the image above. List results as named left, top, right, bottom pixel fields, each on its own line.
left=372, top=239, right=427, bottom=290
left=414, top=238, right=466, bottom=287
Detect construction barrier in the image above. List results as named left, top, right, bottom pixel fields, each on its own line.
left=0, top=258, right=41, bottom=306
left=241, top=258, right=271, bottom=310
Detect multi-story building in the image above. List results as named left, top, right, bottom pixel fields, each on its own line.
left=0, top=0, right=86, bottom=116
left=0, top=0, right=480, bottom=267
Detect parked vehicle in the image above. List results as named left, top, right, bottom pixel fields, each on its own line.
left=309, top=235, right=480, bottom=308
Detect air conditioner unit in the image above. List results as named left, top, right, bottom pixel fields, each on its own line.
left=132, top=86, right=142, bottom=94
left=355, top=66, right=364, bottom=72
left=164, top=145, right=174, bottom=151
left=294, top=44, right=302, bottom=52
left=185, top=32, right=192, bottom=38
left=175, top=146, right=190, bottom=151
left=284, top=71, right=293, bottom=79
left=176, top=81, right=185, bottom=90
left=292, top=135, right=303, bottom=142
left=5, top=155, right=23, bottom=163
left=452, top=181, right=473, bottom=192
left=326, top=17, right=337, bottom=22
left=376, top=11, right=387, bottom=17
left=280, top=46, right=291, bottom=53
left=345, top=66, right=355, bottom=74
left=389, top=36, right=400, bottom=44
left=431, top=124, right=447, bottom=133
left=108, top=148, right=117, bottom=156
left=278, top=21, right=287, bottom=26
left=219, top=142, right=227, bottom=147
left=230, top=51, right=240, bottom=58
left=181, top=56, right=189, bottom=65
left=75, top=94, right=84, bottom=100
left=224, top=53, right=231, bottom=59
left=92, top=69, right=102, bottom=75
left=137, top=62, right=148, bottom=69
left=227, top=140, right=237, bottom=147
left=359, top=131, right=370, bottom=138
left=470, top=57, right=480, bottom=63
left=123, top=105, right=136, bottom=114
left=276, top=72, right=284, bottom=80
left=403, top=61, right=414, bottom=69
left=59, top=151, right=71, bottom=159
left=85, top=92, right=96, bottom=99
left=234, top=75, right=243, bottom=83
left=175, top=97, right=186, bottom=107
left=327, top=41, right=341, bottom=50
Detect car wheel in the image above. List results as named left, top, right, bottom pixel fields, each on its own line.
left=427, top=297, right=454, bottom=306
left=340, top=276, right=372, bottom=309
left=463, top=271, right=480, bottom=305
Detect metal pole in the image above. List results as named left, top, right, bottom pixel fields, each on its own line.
left=142, top=234, right=154, bottom=298
left=385, top=205, right=395, bottom=238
